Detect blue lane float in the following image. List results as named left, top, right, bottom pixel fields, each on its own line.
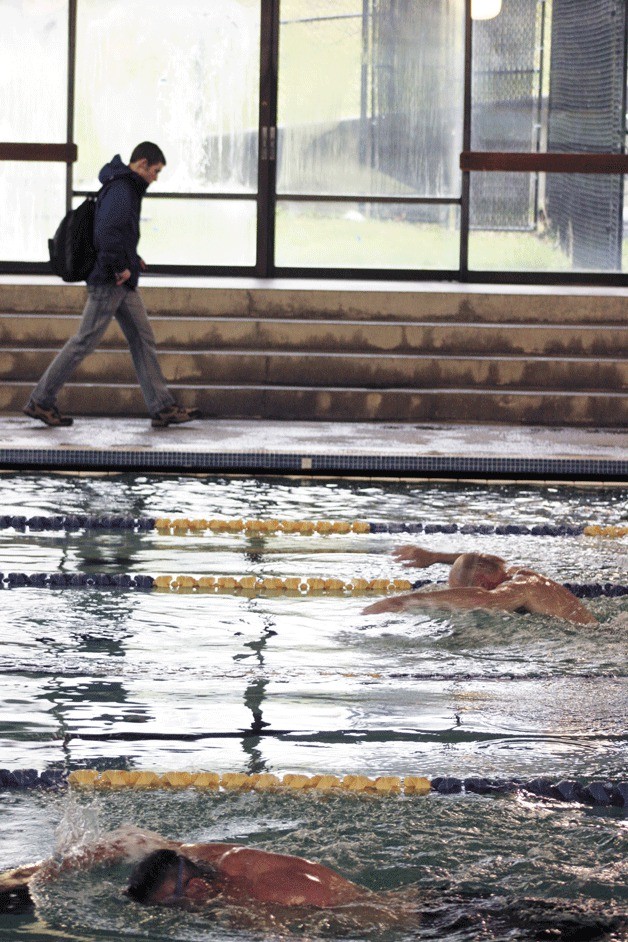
left=0, top=514, right=156, bottom=532
left=369, top=522, right=587, bottom=536
left=0, top=769, right=67, bottom=789
left=431, top=776, right=628, bottom=807
left=562, top=582, right=628, bottom=599
left=0, top=769, right=625, bottom=807
left=0, top=573, right=155, bottom=590
left=409, top=579, right=628, bottom=599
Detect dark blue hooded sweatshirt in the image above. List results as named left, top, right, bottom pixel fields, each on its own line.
left=87, top=154, right=149, bottom=289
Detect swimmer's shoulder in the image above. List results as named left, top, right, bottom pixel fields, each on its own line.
left=506, top=566, right=545, bottom=583
left=182, top=842, right=243, bottom=868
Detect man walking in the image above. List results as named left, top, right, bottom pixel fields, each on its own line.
left=24, top=142, right=200, bottom=428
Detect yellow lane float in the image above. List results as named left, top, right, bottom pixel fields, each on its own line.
left=153, top=574, right=412, bottom=596
left=152, top=518, right=373, bottom=536
left=67, top=770, right=436, bottom=795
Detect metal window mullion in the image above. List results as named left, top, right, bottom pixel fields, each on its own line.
left=459, top=0, right=473, bottom=280
left=532, top=0, right=548, bottom=225
left=618, top=0, right=628, bottom=271
left=66, top=0, right=77, bottom=212
left=256, top=0, right=279, bottom=277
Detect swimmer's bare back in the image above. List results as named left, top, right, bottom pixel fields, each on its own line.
left=181, top=843, right=367, bottom=907
left=505, top=568, right=598, bottom=625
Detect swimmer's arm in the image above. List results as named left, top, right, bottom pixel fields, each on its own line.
left=555, top=592, right=598, bottom=625
left=363, top=583, right=529, bottom=615
left=31, top=827, right=179, bottom=882
left=391, top=545, right=462, bottom=569
left=507, top=572, right=598, bottom=624
left=0, top=828, right=177, bottom=908
left=66, top=827, right=179, bottom=869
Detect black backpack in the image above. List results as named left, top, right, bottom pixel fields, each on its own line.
left=48, top=191, right=100, bottom=282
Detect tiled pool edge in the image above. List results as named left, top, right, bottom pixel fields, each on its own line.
left=0, top=448, right=626, bottom=482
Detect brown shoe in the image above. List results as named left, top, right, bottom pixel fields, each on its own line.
left=23, top=401, right=73, bottom=427
left=151, top=405, right=201, bottom=428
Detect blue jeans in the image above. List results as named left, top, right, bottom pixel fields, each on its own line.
left=30, top=285, right=175, bottom=416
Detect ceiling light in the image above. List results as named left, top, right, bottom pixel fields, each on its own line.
left=471, top=0, right=502, bottom=20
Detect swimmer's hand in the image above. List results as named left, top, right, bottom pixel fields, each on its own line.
left=363, top=595, right=409, bottom=615
left=391, top=546, right=458, bottom=569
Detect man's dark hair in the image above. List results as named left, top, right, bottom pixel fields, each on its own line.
left=126, top=849, right=180, bottom=903
left=130, top=141, right=166, bottom=166
left=126, top=850, right=217, bottom=905
left=0, top=883, right=34, bottom=915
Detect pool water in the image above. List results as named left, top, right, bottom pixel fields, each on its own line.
left=0, top=473, right=626, bottom=941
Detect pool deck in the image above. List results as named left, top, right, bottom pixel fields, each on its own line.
left=1, top=275, right=626, bottom=480
left=0, top=414, right=626, bottom=482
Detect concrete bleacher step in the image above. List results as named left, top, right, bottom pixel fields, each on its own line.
left=2, top=314, right=627, bottom=358
left=3, top=348, right=627, bottom=391
left=1, top=282, right=625, bottom=426
left=1, top=282, right=626, bottom=324
left=1, top=381, right=623, bottom=426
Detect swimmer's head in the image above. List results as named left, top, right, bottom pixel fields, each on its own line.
left=449, top=553, right=508, bottom=590
left=126, top=850, right=219, bottom=907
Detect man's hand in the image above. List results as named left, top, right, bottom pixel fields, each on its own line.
left=362, top=594, right=409, bottom=615
left=139, top=258, right=147, bottom=272
left=391, top=545, right=448, bottom=568
left=115, top=268, right=131, bottom=286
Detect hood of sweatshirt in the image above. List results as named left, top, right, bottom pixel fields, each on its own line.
left=98, top=154, right=148, bottom=194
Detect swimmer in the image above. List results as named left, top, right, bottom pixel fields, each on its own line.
left=127, top=842, right=367, bottom=909
left=363, top=545, right=598, bottom=624
left=0, top=826, right=414, bottom=928
left=2, top=828, right=624, bottom=938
